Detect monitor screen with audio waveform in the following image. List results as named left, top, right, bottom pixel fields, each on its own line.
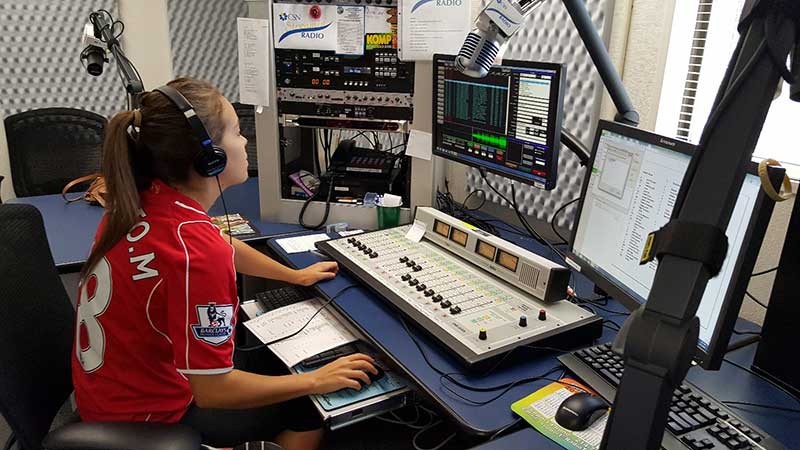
left=432, top=55, right=565, bottom=190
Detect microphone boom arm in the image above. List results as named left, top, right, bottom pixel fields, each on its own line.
left=560, top=0, right=639, bottom=126
left=90, top=11, right=144, bottom=109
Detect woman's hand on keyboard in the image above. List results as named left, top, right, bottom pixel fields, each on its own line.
left=307, top=353, right=378, bottom=393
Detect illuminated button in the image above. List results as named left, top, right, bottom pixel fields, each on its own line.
left=478, top=328, right=487, bottom=340
left=538, top=309, right=547, bottom=321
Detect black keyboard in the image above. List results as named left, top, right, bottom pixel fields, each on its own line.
left=252, top=286, right=314, bottom=312
left=559, top=343, right=787, bottom=450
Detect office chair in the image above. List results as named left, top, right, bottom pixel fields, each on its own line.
left=0, top=204, right=201, bottom=450
left=3, top=108, right=106, bottom=197
left=232, top=102, right=258, bottom=177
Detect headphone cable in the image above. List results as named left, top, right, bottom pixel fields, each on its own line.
left=215, top=176, right=233, bottom=246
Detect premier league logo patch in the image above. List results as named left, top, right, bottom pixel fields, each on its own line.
left=191, top=303, right=234, bottom=345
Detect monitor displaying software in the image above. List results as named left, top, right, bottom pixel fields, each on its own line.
left=566, top=120, right=776, bottom=368
left=432, top=54, right=565, bottom=190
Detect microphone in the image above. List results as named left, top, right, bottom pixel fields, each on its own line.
left=80, top=22, right=107, bottom=76
left=455, top=0, right=544, bottom=78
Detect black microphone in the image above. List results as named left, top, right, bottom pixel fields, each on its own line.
left=80, top=23, right=107, bottom=76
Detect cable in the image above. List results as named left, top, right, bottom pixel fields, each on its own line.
left=751, top=267, right=778, bottom=277
left=215, top=176, right=233, bottom=246
left=478, top=168, right=567, bottom=262
left=745, top=291, right=768, bottom=309
left=298, top=174, right=337, bottom=230
left=412, top=421, right=456, bottom=450
left=722, top=401, right=800, bottom=414
left=723, top=357, right=800, bottom=406
left=550, top=197, right=580, bottom=246
left=236, top=285, right=358, bottom=352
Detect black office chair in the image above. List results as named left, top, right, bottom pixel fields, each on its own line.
left=3, top=108, right=106, bottom=197
left=232, top=102, right=258, bottom=177
left=0, top=204, right=201, bottom=450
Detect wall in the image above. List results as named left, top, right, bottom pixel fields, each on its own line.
left=118, top=0, right=174, bottom=89
left=0, top=0, right=173, bottom=202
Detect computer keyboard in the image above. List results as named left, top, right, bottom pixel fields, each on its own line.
left=559, top=343, right=787, bottom=450
left=252, top=285, right=314, bottom=312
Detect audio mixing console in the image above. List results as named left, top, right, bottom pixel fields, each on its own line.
left=317, top=208, right=602, bottom=367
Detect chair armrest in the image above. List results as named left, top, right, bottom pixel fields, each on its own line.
left=43, top=422, right=201, bottom=450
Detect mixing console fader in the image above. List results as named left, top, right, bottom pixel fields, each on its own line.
left=317, top=208, right=602, bottom=367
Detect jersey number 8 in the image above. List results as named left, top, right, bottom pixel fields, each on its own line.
left=76, top=257, right=112, bottom=373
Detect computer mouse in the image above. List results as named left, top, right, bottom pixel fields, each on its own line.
left=357, top=365, right=385, bottom=388
left=554, top=392, right=609, bottom=431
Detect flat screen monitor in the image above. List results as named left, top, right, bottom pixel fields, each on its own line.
left=432, top=54, right=565, bottom=190
left=566, top=120, right=781, bottom=369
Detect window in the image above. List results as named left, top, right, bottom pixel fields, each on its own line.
left=656, top=0, right=800, bottom=178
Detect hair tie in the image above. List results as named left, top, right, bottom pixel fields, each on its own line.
left=132, top=109, right=142, bottom=128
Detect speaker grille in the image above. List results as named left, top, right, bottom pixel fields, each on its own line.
left=519, top=263, right=541, bottom=289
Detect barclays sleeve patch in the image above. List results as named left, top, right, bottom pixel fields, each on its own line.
left=191, top=303, right=234, bottom=345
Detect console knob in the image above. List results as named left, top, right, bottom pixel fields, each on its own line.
left=519, top=315, right=528, bottom=327
left=478, top=328, right=487, bottom=340
left=538, top=309, right=547, bottom=321
left=399, top=256, right=409, bottom=263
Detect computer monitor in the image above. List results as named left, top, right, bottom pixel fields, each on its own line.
left=432, top=54, right=565, bottom=190
left=565, top=120, right=782, bottom=370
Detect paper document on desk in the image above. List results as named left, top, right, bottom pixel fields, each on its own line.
left=244, top=298, right=363, bottom=367
left=276, top=233, right=330, bottom=253
left=511, top=379, right=607, bottom=450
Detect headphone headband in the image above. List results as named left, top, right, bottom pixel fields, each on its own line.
left=153, top=85, right=215, bottom=151
left=153, top=84, right=226, bottom=177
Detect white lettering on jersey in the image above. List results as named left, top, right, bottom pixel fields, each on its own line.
left=126, top=221, right=151, bottom=243
left=76, top=257, right=112, bottom=373
left=130, top=252, right=159, bottom=281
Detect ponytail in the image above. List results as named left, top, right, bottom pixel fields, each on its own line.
left=80, top=110, right=141, bottom=281
left=79, top=77, right=226, bottom=282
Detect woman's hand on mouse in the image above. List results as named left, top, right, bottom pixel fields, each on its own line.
left=306, top=353, right=378, bottom=394
left=293, top=261, right=339, bottom=286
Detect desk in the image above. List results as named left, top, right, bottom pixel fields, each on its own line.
left=267, top=229, right=800, bottom=448
left=8, top=178, right=305, bottom=272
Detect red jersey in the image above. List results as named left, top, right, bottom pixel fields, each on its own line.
left=72, top=179, right=238, bottom=423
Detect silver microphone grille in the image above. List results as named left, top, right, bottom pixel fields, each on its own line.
left=455, top=31, right=501, bottom=78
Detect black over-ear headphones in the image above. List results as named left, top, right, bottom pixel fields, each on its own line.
left=153, top=85, right=227, bottom=177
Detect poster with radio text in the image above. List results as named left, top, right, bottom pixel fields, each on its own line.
left=398, top=0, right=471, bottom=60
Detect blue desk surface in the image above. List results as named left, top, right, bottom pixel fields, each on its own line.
left=8, top=178, right=304, bottom=272
left=268, top=229, right=800, bottom=448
